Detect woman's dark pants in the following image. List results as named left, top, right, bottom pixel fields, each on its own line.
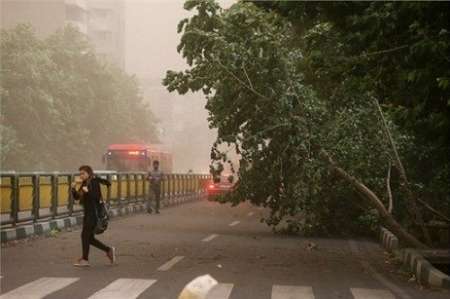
left=81, top=217, right=109, bottom=260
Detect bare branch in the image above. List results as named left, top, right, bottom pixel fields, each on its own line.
left=372, top=96, right=432, bottom=245
left=320, top=149, right=428, bottom=249
left=242, top=63, right=254, bottom=91
left=214, top=58, right=270, bottom=101
left=360, top=44, right=409, bottom=58
left=386, top=161, right=393, bottom=214
left=416, top=197, right=450, bottom=222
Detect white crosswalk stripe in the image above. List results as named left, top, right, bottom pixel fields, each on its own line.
left=207, top=283, right=234, bottom=299
left=87, top=278, right=156, bottom=299
left=350, top=288, right=396, bottom=299
left=0, top=277, right=79, bottom=299
left=271, top=285, right=315, bottom=299
left=0, top=276, right=399, bottom=299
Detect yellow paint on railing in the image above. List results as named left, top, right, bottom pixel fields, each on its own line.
left=120, top=177, right=127, bottom=198
left=130, top=175, right=136, bottom=197
left=137, top=178, right=143, bottom=197
left=39, top=177, right=52, bottom=209
left=57, top=178, right=69, bottom=206
left=19, top=177, right=33, bottom=211
left=0, top=177, right=12, bottom=213
left=2, top=173, right=209, bottom=216
left=111, top=180, right=118, bottom=199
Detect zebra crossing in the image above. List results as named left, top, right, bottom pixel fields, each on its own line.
left=0, top=276, right=398, bottom=299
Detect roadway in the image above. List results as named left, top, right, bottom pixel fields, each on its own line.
left=1, top=199, right=448, bottom=299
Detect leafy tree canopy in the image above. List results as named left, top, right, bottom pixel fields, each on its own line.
left=165, top=0, right=449, bottom=247
left=1, top=24, right=158, bottom=171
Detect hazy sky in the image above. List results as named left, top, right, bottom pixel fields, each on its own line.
left=125, top=0, right=233, bottom=78
left=124, top=0, right=234, bottom=173
left=125, top=0, right=189, bottom=78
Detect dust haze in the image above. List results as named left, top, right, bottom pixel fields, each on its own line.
left=0, top=0, right=234, bottom=173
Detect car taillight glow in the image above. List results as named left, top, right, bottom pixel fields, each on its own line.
left=208, top=184, right=215, bottom=189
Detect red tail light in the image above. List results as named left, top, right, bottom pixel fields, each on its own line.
left=208, top=184, right=215, bottom=189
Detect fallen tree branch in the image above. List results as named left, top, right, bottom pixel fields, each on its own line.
left=372, top=97, right=432, bottom=245
left=416, top=197, right=450, bottom=223
left=320, top=149, right=428, bottom=249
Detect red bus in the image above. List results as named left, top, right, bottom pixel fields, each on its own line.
left=103, top=144, right=173, bottom=173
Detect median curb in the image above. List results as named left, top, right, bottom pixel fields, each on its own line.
left=379, top=226, right=450, bottom=289
left=1, top=193, right=205, bottom=243
left=379, top=226, right=399, bottom=252
left=401, top=249, right=450, bottom=289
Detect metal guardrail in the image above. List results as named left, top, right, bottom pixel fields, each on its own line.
left=0, top=171, right=211, bottom=227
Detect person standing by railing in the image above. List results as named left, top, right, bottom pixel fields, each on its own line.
left=71, top=165, right=116, bottom=267
left=147, top=160, right=163, bottom=214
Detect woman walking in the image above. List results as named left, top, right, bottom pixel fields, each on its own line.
left=71, top=165, right=116, bottom=267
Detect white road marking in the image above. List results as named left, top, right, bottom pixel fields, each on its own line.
left=229, top=221, right=240, bottom=227
left=207, top=283, right=234, bottom=299
left=271, top=285, right=315, bottom=299
left=350, top=288, right=396, bottom=299
left=247, top=212, right=254, bottom=217
left=158, top=256, right=185, bottom=271
left=0, top=277, right=79, bottom=299
left=202, top=234, right=219, bottom=242
left=88, top=278, right=156, bottom=299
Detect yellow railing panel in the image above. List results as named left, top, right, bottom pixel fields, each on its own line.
left=111, top=180, right=118, bottom=200
left=120, top=178, right=127, bottom=198
left=58, top=177, right=69, bottom=206
left=0, top=177, right=12, bottom=213
left=137, top=178, right=143, bottom=197
left=19, top=177, right=33, bottom=211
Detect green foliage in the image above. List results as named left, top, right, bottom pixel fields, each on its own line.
left=164, top=1, right=449, bottom=239
left=1, top=24, right=158, bottom=171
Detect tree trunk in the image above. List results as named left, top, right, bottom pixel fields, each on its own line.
left=372, top=97, right=432, bottom=244
left=320, top=150, right=428, bottom=249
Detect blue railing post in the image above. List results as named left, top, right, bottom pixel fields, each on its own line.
left=51, top=173, right=59, bottom=219
left=32, top=174, right=40, bottom=222
left=68, top=174, right=74, bottom=216
left=106, top=173, right=112, bottom=206
left=10, top=174, right=19, bottom=227
left=126, top=173, right=131, bottom=204
left=117, top=174, right=122, bottom=207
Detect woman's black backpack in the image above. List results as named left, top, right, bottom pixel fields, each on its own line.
left=94, top=200, right=109, bottom=234
left=92, top=176, right=111, bottom=234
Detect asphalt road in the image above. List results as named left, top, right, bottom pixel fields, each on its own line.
left=0, top=199, right=448, bottom=299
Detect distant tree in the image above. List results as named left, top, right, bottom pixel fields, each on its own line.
left=0, top=24, right=158, bottom=171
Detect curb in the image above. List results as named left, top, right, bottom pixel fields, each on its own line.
left=401, top=249, right=450, bottom=289
left=1, top=193, right=205, bottom=243
left=379, top=226, right=450, bottom=289
left=379, top=226, right=399, bottom=252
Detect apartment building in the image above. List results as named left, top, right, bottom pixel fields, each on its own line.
left=1, top=0, right=125, bottom=68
